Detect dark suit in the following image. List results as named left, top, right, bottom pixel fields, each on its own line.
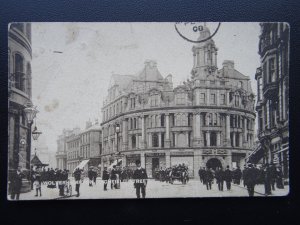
left=133, top=167, right=148, bottom=198
left=10, top=170, right=24, bottom=200
left=243, top=167, right=258, bottom=197
left=224, top=169, right=232, bottom=190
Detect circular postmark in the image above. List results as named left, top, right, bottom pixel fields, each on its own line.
left=174, top=22, right=221, bottom=43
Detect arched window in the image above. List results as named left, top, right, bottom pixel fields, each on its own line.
left=152, top=133, right=159, bottom=147
left=14, top=53, right=25, bottom=91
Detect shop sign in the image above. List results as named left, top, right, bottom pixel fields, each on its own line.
left=170, top=151, right=194, bottom=156
left=145, top=153, right=165, bottom=157
left=126, top=154, right=140, bottom=159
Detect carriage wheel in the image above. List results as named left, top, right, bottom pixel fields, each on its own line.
left=69, top=185, right=72, bottom=196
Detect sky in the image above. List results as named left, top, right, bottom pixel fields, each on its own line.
left=31, top=22, right=261, bottom=152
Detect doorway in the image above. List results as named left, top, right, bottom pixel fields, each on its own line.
left=206, top=158, right=222, bottom=171
left=152, top=158, right=159, bottom=178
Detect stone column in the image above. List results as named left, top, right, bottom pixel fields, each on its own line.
left=207, top=88, right=210, bottom=105
left=217, top=132, right=221, bottom=146
left=216, top=90, right=220, bottom=106
left=226, top=114, right=231, bottom=146
left=165, top=113, right=171, bottom=148
left=140, top=152, right=145, bottom=168
left=158, top=133, right=162, bottom=148
left=141, top=115, right=145, bottom=149
left=175, top=133, right=178, bottom=147
left=122, top=119, right=128, bottom=151
left=244, top=117, right=247, bottom=142
left=239, top=133, right=243, bottom=148
left=186, top=132, right=189, bottom=147
left=206, top=131, right=210, bottom=147
left=226, top=91, right=230, bottom=105
left=193, top=112, right=201, bottom=147
left=165, top=151, right=171, bottom=168
left=148, top=133, right=152, bottom=148
left=232, top=132, right=236, bottom=147
left=193, top=53, right=196, bottom=67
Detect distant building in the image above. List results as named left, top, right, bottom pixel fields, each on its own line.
left=8, top=22, right=33, bottom=192
left=58, top=121, right=102, bottom=174
left=249, top=23, right=289, bottom=180
left=100, top=26, right=256, bottom=178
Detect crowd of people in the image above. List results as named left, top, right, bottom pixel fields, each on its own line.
left=198, top=163, right=285, bottom=196
left=154, top=164, right=189, bottom=183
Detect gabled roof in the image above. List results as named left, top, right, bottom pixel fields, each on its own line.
left=136, top=61, right=164, bottom=81
left=31, top=154, right=48, bottom=166
left=110, top=74, right=136, bottom=90
left=218, top=68, right=250, bottom=80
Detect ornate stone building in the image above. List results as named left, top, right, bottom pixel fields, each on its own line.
left=8, top=23, right=33, bottom=192
left=249, top=23, right=289, bottom=180
left=100, top=26, right=256, bottom=178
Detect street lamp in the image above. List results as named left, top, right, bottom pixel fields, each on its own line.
left=32, top=125, right=42, bottom=141
left=23, top=101, right=38, bottom=124
left=115, top=123, right=120, bottom=165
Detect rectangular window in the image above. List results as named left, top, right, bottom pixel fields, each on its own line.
left=269, top=58, right=276, bottom=82
left=220, top=94, right=225, bottom=105
left=200, top=93, right=205, bottom=104
left=210, top=94, right=216, bottom=104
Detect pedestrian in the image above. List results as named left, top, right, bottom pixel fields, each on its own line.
left=34, top=169, right=42, bottom=197
left=102, top=167, right=110, bottom=191
left=88, top=168, right=93, bottom=187
left=204, top=167, right=213, bottom=190
left=270, top=163, right=277, bottom=191
left=263, top=163, right=272, bottom=195
left=93, top=169, right=97, bottom=185
left=198, top=167, right=203, bottom=184
left=133, top=160, right=148, bottom=198
left=73, top=168, right=82, bottom=197
left=243, top=164, right=258, bottom=197
left=215, top=167, right=224, bottom=191
left=10, top=166, right=24, bottom=200
left=224, top=166, right=232, bottom=191
left=275, top=166, right=284, bottom=189
left=234, top=166, right=242, bottom=185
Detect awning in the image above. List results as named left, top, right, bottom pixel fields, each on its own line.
left=73, top=160, right=89, bottom=173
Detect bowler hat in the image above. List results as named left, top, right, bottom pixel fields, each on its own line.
left=135, top=160, right=141, bottom=165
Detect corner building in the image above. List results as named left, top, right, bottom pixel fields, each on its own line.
left=101, top=27, right=256, bottom=178
left=8, top=23, right=33, bottom=192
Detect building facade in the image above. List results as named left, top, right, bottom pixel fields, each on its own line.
left=100, top=26, right=256, bottom=178
left=66, top=129, right=81, bottom=173
left=61, top=121, right=102, bottom=174
left=80, top=120, right=102, bottom=169
left=8, top=22, right=33, bottom=192
left=249, top=23, right=289, bottom=180
left=55, top=128, right=79, bottom=170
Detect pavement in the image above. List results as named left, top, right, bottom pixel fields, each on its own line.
left=11, top=178, right=289, bottom=200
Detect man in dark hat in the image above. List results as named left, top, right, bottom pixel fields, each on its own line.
left=73, top=168, right=82, bottom=197
left=224, top=165, right=232, bottom=191
left=102, top=167, right=110, bottom=191
left=133, top=160, right=148, bottom=198
left=243, top=163, right=258, bottom=197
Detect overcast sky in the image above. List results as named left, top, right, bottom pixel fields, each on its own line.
left=31, top=22, right=260, bottom=152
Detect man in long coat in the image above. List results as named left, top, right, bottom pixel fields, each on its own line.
left=10, top=166, right=24, bottom=200
left=224, top=166, right=232, bottom=190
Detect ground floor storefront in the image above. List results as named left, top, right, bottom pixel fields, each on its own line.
left=100, top=148, right=249, bottom=178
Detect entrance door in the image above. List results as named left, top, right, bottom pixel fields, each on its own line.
left=152, top=158, right=159, bottom=178
left=206, top=158, right=222, bottom=171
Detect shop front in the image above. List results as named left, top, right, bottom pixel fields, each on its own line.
left=145, top=153, right=166, bottom=178
left=126, top=154, right=141, bottom=171
left=170, top=151, right=194, bottom=177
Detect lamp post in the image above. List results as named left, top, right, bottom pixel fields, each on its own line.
left=115, top=124, right=120, bottom=165
left=23, top=101, right=39, bottom=170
